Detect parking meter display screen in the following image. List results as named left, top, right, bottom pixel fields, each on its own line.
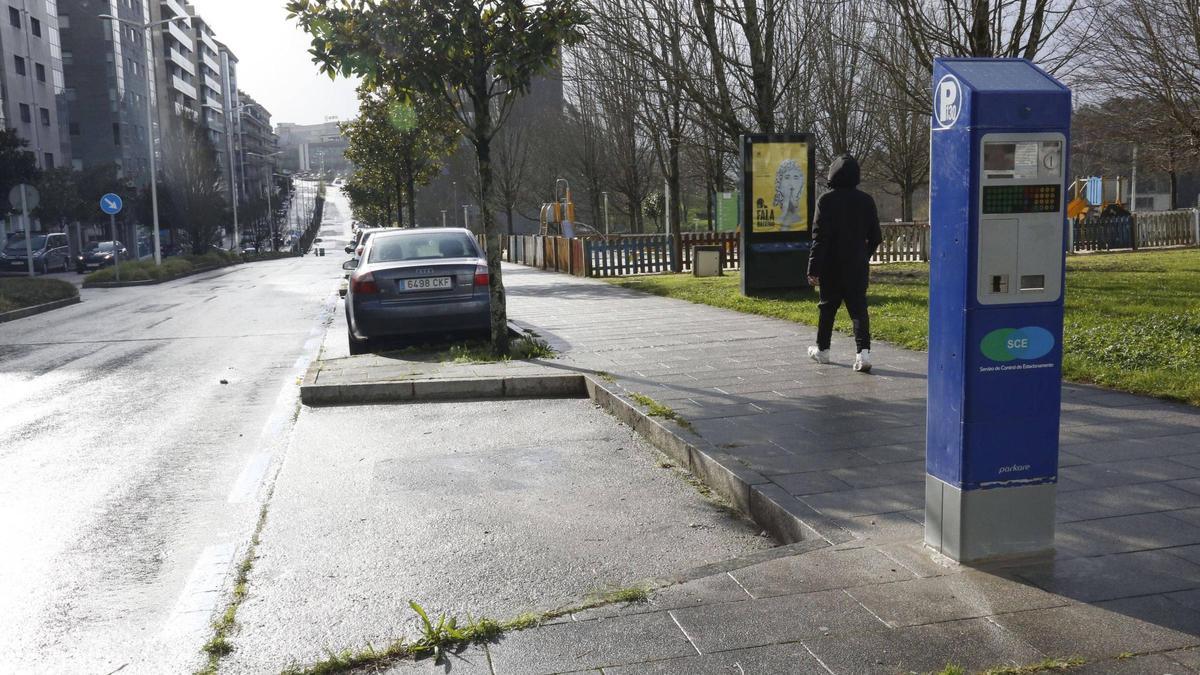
left=982, top=185, right=1061, bottom=214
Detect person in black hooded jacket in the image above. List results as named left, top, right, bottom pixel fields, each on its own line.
left=806, top=155, right=883, bottom=373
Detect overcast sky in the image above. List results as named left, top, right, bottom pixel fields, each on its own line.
left=197, top=1, right=361, bottom=125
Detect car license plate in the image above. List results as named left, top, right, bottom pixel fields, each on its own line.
left=401, top=276, right=452, bottom=291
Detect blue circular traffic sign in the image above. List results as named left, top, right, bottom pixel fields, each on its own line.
left=100, top=193, right=123, bottom=215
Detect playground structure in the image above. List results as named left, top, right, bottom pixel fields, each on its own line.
left=1068, top=175, right=1130, bottom=219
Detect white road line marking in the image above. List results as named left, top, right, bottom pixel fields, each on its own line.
left=227, top=453, right=272, bottom=504
left=161, top=543, right=237, bottom=639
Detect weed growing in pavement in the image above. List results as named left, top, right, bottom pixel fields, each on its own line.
left=932, top=656, right=1086, bottom=675
left=983, top=656, right=1086, bottom=674
left=279, top=587, right=664, bottom=674
left=442, top=335, right=555, bottom=363
left=596, top=370, right=617, bottom=383
left=194, top=502, right=271, bottom=675
left=629, top=393, right=695, bottom=432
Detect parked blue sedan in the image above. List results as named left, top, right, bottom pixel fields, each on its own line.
left=342, top=228, right=491, bottom=354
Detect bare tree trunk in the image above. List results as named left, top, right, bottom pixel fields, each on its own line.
left=407, top=175, right=417, bottom=228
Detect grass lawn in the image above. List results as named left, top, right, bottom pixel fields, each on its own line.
left=609, top=248, right=1200, bottom=406
left=0, top=277, right=78, bottom=314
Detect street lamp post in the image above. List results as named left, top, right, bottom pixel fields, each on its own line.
left=98, top=13, right=187, bottom=265
left=441, top=210, right=447, bottom=228
left=601, top=191, right=610, bottom=237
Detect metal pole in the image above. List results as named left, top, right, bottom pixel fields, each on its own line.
left=602, top=191, right=610, bottom=236
left=21, top=186, right=33, bottom=277
left=111, top=213, right=120, bottom=281
left=462, top=205, right=468, bottom=229
left=441, top=210, right=446, bottom=227
left=1130, top=145, right=1138, bottom=213
left=145, top=24, right=162, bottom=265
left=266, top=177, right=273, bottom=250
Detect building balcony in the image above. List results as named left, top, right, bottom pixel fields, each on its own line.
left=202, top=50, right=220, bottom=75
left=166, top=20, right=194, bottom=52
left=165, top=46, right=197, bottom=76
left=162, top=0, right=189, bottom=21
left=170, top=74, right=197, bottom=100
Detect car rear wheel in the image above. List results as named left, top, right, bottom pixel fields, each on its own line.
left=348, top=331, right=371, bottom=356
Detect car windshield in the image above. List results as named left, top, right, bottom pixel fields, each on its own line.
left=4, top=235, right=47, bottom=252
left=369, top=232, right=477, bottom=263
left=87, top=242, right=118, bottom=252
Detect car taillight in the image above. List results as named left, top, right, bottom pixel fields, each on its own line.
left=473, top=265, right=489, bottom=287
left=351, top=272, right=379, bottom=295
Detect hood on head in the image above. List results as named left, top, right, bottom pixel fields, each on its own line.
left=827, top=155, right=860, bottom=189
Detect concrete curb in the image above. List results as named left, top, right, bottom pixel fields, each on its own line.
left=299, top=370, right=587, bottom=406
left=84, top=263, right=226, bottom=288
left=0, top=294, right=80, bottom=323
left=584, top=377, right=853, bottom=547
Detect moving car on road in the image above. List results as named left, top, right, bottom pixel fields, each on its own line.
left=343, top=228, right=491, bottom=354
left=76, top=241, right=129, bottom=273
left=2, top=232, right=70, bottom=274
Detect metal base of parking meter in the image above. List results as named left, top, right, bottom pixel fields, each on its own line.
left=926, top=478, right=1056, bottom=561
left=924, top=58, right=1072, bottom=563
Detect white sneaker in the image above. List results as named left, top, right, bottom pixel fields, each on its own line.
left=808, top=346, right=830, bottom=364
left=854, top=350, right=872, bottom=373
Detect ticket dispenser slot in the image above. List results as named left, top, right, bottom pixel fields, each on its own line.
left=977, top=133, right=1065, bottom=305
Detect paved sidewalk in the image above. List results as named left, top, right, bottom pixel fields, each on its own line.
left=434, top=263, right=1200, bottom=674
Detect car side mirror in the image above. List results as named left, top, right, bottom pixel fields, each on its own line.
left=344, top=246, right=354, bottom=254
left=342, top=260, right=358, bottom=271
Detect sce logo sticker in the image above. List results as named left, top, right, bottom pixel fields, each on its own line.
left=981, top=327, right=1055, bottom=362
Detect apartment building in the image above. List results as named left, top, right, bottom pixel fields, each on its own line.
left=58, top=0, right=153, bottom=185
left=237, top=89, right=276, bottom=202
left=149, top=0, right=196, bottom=123
left=0, top=0, right=70, bottom=169
left=187, top=6, right=226, bottom=177
left=216, top=39, right=238, bottom=202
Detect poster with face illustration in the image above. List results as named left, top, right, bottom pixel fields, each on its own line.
left=750, top=142, right=810, bottom=233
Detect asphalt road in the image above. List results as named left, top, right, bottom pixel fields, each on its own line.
left=0, top=184, right=354, bottom=673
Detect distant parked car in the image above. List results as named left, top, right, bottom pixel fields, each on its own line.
left=76, top=241, right=129, bottom=273
left=345, top=227, right=387, bottom=262
left=2, top=232, right=70, bottom=274
left=343, top=228, right=492, bottom=354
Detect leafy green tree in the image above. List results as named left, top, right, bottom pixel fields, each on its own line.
left=343, top=87, right=457, bottom=229
left=34, top=167, right=81, bottom=229
left=0, top=128, right=39, bottom=213
left=288, top=0, right=588, bottom=353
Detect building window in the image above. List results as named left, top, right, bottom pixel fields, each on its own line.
left=69, top=122, right=79, bottom=135
left=40, top=107, right=49, bottom=126
left=30, top=16, right=39, bottom=37
left=13, top=55, right=24, bottom=75
left=19, top=104, right=30, bottom=123
left=113, top=123, right=121, bottom=146
left=57, top=13, right=68, bottom=29
left=8, top=7, right=19, bottom=28
left=44, top=152, right=53, bottom=168
left=61, top=50, right=72, bottom=65
left=35, top=63, right=45, bottom=82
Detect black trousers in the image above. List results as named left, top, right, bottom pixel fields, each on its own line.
left=816, top=280, right=871, bottom=353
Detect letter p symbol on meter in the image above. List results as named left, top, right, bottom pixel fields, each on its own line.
left=936, top=75, right=962, bottom=129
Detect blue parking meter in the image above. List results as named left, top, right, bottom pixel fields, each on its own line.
left=925, top=59, right=1071, bottom=562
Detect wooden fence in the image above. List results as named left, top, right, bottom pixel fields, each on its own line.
left=874, top=222, right=930, bottom=263
left=478, top=212, right=1195, bottom=278
left=1135, top=210, right=1197, bottom=249
left=1072, top=209, right=1198, bottom=251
